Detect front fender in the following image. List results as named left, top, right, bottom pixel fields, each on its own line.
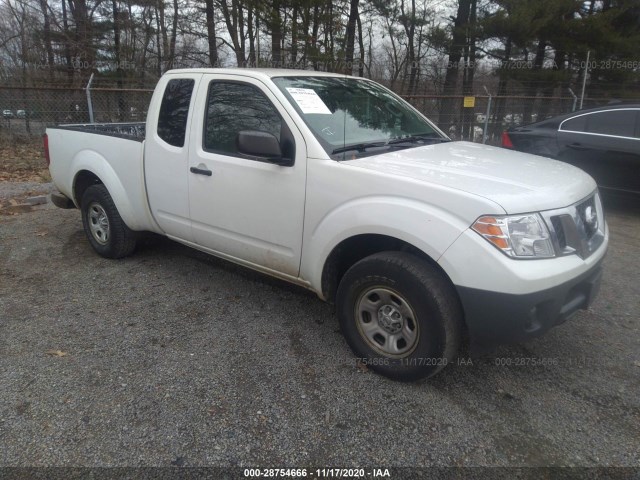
left=301, top=196, right=472, bottom=294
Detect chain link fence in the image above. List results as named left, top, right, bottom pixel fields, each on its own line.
left=0, top=85, right=153, bottom=139
left=0, top=83, right=636, bottom=147
left=401, top=94, right=625, bottom=145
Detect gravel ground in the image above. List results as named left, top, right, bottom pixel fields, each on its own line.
left=0, top=189, right=638, bottom=473
left=0, top=181, right=55, bottom=201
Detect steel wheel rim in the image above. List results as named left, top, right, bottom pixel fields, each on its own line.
left=87, top=202, right=110, bottom=245
left=355, top=286, right=420, bottom=358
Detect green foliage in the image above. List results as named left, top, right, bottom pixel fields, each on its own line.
left=476, top=0, right=639, bottom=97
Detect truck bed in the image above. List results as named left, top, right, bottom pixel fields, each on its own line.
left=46, top=123, right=157, bottom=232
left=52, top=122, right=146, bottom=141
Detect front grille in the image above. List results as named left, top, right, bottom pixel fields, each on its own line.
left=550, top=216, right=567, bottom=250
left=541, top=192, right=605, bottom=259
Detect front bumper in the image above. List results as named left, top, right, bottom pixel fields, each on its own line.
left=456, top=257, right=604, bottom=345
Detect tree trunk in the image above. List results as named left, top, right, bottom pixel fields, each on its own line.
left=523, top=39, right=546, bottom=124
left=168, top=0, right=178, bottom=69
left=327, top=1, right=334, bottom=65
left=461, top=0, right=476, bottom=140
left=237, top=0, right=246, bottom=65
left=256, top=11, right=261, bottom=64
left=311, top=3, right=319, bottom=69
left=38, top=0, right=55, bottom=82
left=112, top=0, right=125, bottom=120
left=490, top=38, right=512, bottom=141
left=204, top=0, right=218, bottom=66
left=366, top=17, right=373, bottom=77
left=402, top=0, right=417, bottom=94
left=220, top=0, right=246, bottom=66
left=271, top=0, right=282, bottom=66
left=71, top=0, right=95, bottom=83
left=439, top=0, right=472, bottom=132
left=158, top=0, right=169, bottom=71
left=247, top=4, right=256, bottom=65
left=139, top=8, right=153, bottom=85
left=61, top=0, right=74, bottom=83
left=300, top=2, right=310, bottom=66
left=291, top=2, right=299, bottom=65
left=154, top=5, right=163, bottom=76
left=357, top=13, right=365, bottom=77
left=343, top=0, right=359, bottom=74
left=128, top=2, right=137, bottom=66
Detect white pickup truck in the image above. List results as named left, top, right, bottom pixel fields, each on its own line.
left=46, top=68, right=608, bottom=380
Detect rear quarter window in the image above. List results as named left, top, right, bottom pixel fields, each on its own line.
left=560, top=115, right=587, bottom=132
left=157, top=79, right=195, bottom=147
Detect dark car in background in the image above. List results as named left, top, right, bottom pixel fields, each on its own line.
left=502, top=104, right=640, bottom=197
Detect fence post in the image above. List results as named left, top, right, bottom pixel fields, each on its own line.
left=483, top=86, right=492, bottom=144
left=568, top=88, right=578, bottom=112
left=86, top=73, right=95, bottom=123
left=579, top=50, right=590, bottom=110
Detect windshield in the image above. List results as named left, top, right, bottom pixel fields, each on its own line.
left=272, top=76, right=447, bottom=159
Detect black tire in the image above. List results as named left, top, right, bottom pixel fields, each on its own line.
left=336, top=251, right=462, bottom=381
left=80, top=184, right=137, bottom=259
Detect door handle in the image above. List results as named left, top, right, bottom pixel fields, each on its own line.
left=567, top=143, right=587, bottom=150
left=190, top=166, right=212, bottom=176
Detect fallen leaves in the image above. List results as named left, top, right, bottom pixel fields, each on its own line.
left=355, top=359, right=369, bottom=373
left=0, top=141, right=51, bottom=182
left=0, top=195, right=49, bottom=216
left=0, top=203, right=33, bottom=215
left=45, top=349, right=68, bottom=357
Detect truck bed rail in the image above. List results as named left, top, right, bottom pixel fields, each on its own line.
left=51, top=122, right=146, bottom=141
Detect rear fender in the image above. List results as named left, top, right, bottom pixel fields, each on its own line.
left=70, top=150, right=142, bottom=230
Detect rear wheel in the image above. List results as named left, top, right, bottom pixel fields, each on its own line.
left=80, top=184, right=136, bottom=258
left=336, top=251, right=462, bottom=381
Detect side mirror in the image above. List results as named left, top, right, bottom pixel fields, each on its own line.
left=236, top=130, right=293, bottom=166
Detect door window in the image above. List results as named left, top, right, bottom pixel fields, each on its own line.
left=204, top=82, right=283, bottom=156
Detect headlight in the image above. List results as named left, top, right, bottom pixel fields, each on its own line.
left=472, top=214, right=555, bottom=258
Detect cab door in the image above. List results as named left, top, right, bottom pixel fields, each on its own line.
left=145, top=74, right=201, bottom=241
left=187, top=75, right=307, bottom=277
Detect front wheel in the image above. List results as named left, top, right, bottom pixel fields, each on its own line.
left=80, top=184, right=137, bottom=259
left=336, top=251, right=463, bottom=381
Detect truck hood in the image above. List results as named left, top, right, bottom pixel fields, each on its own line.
left=347, top=141, right=597, bottom=213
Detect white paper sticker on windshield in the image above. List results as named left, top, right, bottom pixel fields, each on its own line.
left=286, top=88, right=332, bottom=114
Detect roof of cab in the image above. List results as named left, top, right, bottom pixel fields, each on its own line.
left=165, top=68, right=352, bottom=79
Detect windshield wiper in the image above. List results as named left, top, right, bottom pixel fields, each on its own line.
left=331, top=142, right=387, bottom=155
left=331, top=135, right=449, bottom=156
left=386, top=134, right=450, bottom=146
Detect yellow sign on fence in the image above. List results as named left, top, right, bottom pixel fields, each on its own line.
left=463, top=96, right=476, bottom=108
